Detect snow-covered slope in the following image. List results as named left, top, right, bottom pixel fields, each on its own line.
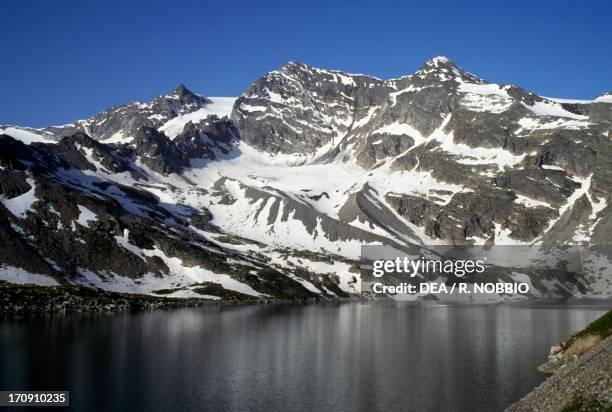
left=158, top=96, right=236, bottom=138
left=1, top=85, right=235, bottom=145
left=1, top=56, right=611, bottom=300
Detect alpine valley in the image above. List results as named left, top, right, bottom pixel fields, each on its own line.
left=1, top=56, right=611, bottom=302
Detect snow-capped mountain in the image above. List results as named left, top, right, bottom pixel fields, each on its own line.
left=0, top=85, right=235, bottom=145
left=1, top=56, right=611, bottom=300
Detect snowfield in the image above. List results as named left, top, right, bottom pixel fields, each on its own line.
left=2, top=58, right=611, bottom=301
left=159, top=97, right=236, bottom=138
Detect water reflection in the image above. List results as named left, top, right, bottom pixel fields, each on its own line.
left=1, top=301, right=609, bottom=411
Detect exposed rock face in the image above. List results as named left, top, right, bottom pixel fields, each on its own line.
left=0, top=130, right=354, bottom=300
left=0, top=169, right=31, bottom=198
left=338, top=184, right=423, bottom=244
left=232, top=61, right=391, bottom=155
left=231, top=56, right=611, bottom=248
left=231, top=57, right=560, bottom=163
left=173, top=116, right=237, bottom=159
left=212, top=177, right=393, bottom=246
left=1, top=56, right=611, bottom=301
left=1, top=84, right=223, bottom=143
left=355, top=134, right=414, bottom=168
left=386, top=188, right=557, bottom=244
left=70, top=84, right=213, bottom=142
left=130, top=127, right=191, bottom=174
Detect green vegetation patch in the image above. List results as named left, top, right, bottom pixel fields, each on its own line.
left=571, top=310, right=612, bottom=343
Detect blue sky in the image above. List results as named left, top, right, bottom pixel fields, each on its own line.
left=1, top=0, right=611, bottom=127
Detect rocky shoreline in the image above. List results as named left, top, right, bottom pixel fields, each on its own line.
left=506, top=310, right=612, bottom=412
left=0, top=282, right=316, bottom=314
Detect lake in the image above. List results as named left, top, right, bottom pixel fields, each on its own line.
left=1, top=300, right=610, bottom=411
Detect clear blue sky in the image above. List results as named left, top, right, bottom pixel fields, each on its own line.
left=1, top=0, right=611, bottom=127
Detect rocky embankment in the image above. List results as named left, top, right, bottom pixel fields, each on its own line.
left=507, top=310, right=612, bottom=412
left=0, top=282, right=264, bottom=314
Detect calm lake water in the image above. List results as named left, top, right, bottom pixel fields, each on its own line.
left=1, top=300, right=610, bottom=412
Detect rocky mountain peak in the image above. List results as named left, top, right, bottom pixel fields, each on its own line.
left=418, top=55, right=460, bottom=72
left=173, top=83, right=193, bottom=97
left=277, top=60, right=381, bottom=84
left=282, top=60, right=308, bottom=70
left=414, top=55, right=482, bottom=84
left=167, top=83, right=211, bottom=106
left=1, top=59, right=612, bottom=301
left=423, top=55, right=454, bottom=67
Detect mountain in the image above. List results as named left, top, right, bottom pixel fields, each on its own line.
left=1, top=57, right=611, bottom=300
left=0, top=85, right=235, bottom=144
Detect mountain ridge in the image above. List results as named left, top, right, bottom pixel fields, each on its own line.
left=1, top=56, right=611, bottom=301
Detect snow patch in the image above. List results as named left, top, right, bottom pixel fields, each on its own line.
left=0, top=265, right=58, bottom=286
left=103, top=131, right=133, bottom=144
left=0, top=127, right=55, bottom=145
left=594, top=94, right=612, bottom=103
left=458, top=83, right=512, bottom=113
left=159, top=97, right=236, bottom=138
left=516, top=117, right=592, bottom=131
left=544, top=97, right=593, bottom=104
left=76, top=205, right=98, bottom=227
left=522, top=101, right=588, bottom=120
left=432, top=125, right=524, bottom=171
left=0, top=178, right=37, bottom=218
left=143, top=247, right=264, bottom=297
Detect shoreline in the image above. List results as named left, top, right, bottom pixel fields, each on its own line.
left=3, top=282, right=611, bottom=410
left=2, top=282, right=610, bottom=315
left=0, top=282, right=338, bottom=315
left=506, top=310, right=612, bottom=411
